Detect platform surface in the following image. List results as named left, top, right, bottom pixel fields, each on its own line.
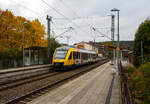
left=0, top=64, right=51, bottom=74
left=29, top=62, right=121, bottom=104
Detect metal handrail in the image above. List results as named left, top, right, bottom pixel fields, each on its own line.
left=120, top=61, right=132, bottom=104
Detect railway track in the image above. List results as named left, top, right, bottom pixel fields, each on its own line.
left=0, top=71, right=58, bottom=91
left=0, top=59, right=108, bottom=104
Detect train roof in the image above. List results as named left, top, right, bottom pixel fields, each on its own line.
left=56, top=46, right=72, bottom=51
left=78, top=49, right=96, bottom=54
left=56, top=46, right=96, bottom=54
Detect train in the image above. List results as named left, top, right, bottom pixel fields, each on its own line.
left=52, top=46, right=99, bottom=70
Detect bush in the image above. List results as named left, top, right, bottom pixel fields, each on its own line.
left=125, top=66, right=136, bottom=77
left=129, top=63, right=150, bottom=104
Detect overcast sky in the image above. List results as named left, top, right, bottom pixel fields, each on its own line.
left=0, top=0, right=150, bottom=45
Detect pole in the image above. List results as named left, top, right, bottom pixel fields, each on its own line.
left=117, top=10, right=120, bottom=70
left=110, top=8, right=120, bottom=72
left=66, top=36, right=70, bottom=45
left=47, top=15, right=52, bottom=64
left=67, top=37, right=69, bottom=45
left=111, top=15, right=115, bottom=65
left=93, top=38, right=95, bottom=50
left=22, top=24, right=25, bottom=67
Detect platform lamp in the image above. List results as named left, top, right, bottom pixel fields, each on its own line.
left=111, top=8, right=120, bottom=71
left=22, top=21, right=28, bottom=67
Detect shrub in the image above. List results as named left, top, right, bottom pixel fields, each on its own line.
left=129, top=63, right=150, bottom=104
left=125, top=66, right=136, bottom=78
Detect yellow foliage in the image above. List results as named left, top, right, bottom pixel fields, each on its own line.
left=0, top=9, right=47, bottom=56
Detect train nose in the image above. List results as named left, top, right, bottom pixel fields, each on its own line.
left=54, top=62, right=64, bottom=67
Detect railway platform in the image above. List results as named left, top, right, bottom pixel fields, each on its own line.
left=0, top=64, right=51, bottom=74
left=29, top=62, right=121, bottom=104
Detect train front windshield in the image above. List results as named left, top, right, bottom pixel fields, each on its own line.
left=55, top=50, right=68, bottom=59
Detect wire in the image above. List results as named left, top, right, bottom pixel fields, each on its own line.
left=59, top=0, right=79, bottom=18
left=55, top=27, right=73, bottom=38
left=10, top=0, right=49, bottom=23
left=41, top=0, right=91, bottom=36
left=12, top=0, right=41, bottom=16
left=41, top=0, right=72, bottom=21
left=92, top=27, right=112, bottom=40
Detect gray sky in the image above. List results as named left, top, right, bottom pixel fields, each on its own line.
left=0, top=0, right=150, bottom=45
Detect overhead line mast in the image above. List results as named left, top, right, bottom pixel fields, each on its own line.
left=46, top=15, right=52, bottom=64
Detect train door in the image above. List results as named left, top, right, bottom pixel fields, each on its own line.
left=73, top=52, right=77, bottom=65
left=68, top=52, right=74, bottom=65
left=79, top=52, right=81, bottom=64
left=88, top=53, right=91, bottom=62
left=81, top=53, right=83, bottom=64
left=78, top=52, right=81, bottom=65
left=74, top=52, right=81, bottom=65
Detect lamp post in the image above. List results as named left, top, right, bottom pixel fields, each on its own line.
left=111, top=8, right=120, bottom=71
left=22, top=22, right=28, bottom=67
left=108, top=14, right=115, bottom=65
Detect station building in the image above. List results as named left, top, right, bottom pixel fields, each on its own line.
left=74, top=41, right=99, bottom=54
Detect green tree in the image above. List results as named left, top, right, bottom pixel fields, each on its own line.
left=49, top=37, right=61, bottom=63
left=133, top=19, right=150, bottom=67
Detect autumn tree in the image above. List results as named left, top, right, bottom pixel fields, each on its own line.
left=0, top=9, right=47, bottom=60
left=27, top=19, right=46, bottom=47
left=0, top=9, right=20, bottom=59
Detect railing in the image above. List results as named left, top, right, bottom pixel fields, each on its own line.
left=120, top=61, right=132, bottom=104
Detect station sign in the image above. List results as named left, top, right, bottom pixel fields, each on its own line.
left=116, top=47, right=120, bottom=51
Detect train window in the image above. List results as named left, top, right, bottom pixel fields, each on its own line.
left=79, top=52, right=81, bottom=59
left=94, top=54, right=96, bottom=59
left=92, top=54, right=93, bottom=59
left=85, top=53, right=87, bottom=60
left=83, top=53, right=88, bottom=60
left=77, top=52, right=80, bottom=59
left=55, top=50, right=68, bottom=59
left=73, top=52, right=76, bottom=59
left=76, top=52, right=78, bottom=59
left=68, top=52, right=72, bottom=60
left=83, top=53, right=84, bottom=59
left=79, top=52, right=80, bottom=59
left=86, top=53, right=88, bottom=60
left=82, top=53, right=84, bottom=59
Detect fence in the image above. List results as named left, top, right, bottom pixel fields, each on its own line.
left=120, top=61, right=132, bottom=104
left=0, top=59, right=22, bottom=69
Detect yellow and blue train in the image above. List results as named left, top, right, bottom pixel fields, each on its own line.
left=52, top=46, right=98, bottom=70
